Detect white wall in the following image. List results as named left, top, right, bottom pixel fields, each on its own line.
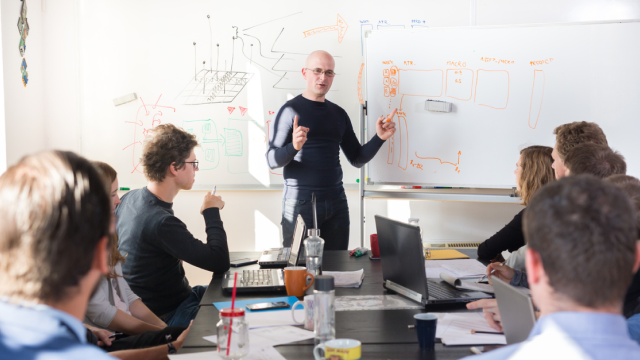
left=4, top=0, right=640, bottom=286
left=2, top=0, right=46, bottom=166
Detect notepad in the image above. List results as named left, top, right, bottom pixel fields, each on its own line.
left=425, top=249, right=470, bottom=260
left=212, top=296, right=303, bottom=312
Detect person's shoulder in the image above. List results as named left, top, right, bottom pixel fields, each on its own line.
left=0, top=332, right=115, bottom=360
left=119, top=187, right=143, bottom=204
left=325, top=98, right=346, bottom=112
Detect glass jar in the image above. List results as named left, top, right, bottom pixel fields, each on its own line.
left=216, top=308, right=249, bottom=359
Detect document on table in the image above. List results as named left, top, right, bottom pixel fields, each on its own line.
left=439, top=273, right=495, bottom=293
left=335, top=295, right=423, bottom=311
left=436, top=312, right=507, bottom=346
left=322, top=269, right=364, bottom=287
left=169, top=346, right=286, bottom=360
left=203, top=326, right=314, bottom=348
left=244, top=309, right=305, bottom=328
left=440, top=259, right=487, bottom=277
left=425, top=260, right=459, bottom=279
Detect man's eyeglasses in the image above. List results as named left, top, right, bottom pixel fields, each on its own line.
left=184, top=160, right=199, bottom=170
left=306, top=68, right=336, bottom=77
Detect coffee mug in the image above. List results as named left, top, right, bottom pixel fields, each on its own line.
left=313, top=339, right=361, bottom=360
left=284, top=266, right=314, bottom=297
left=291, top=294, right=314, bottom=330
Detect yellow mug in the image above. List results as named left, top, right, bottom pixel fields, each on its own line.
left=313, top=339, right=361, bottom=360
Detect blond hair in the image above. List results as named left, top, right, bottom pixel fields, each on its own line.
left=519, top=146, right=555, bottom=206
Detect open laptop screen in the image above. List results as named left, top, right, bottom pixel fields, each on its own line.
left=288, top=215, right=306, bottom=267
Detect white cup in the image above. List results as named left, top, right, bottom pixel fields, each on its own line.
left=291, top=294, right=314, bottom=330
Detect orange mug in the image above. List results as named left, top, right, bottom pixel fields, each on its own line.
left=284, top=266, right=314, bottom=297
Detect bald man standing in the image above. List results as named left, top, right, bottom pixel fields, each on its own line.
left=267, top=50, right=396, bottom=250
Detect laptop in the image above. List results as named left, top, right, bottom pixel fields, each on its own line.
left=375, top=215, right=492, bottom=305
left=222, top=215, right=306, bottom=293
left=492, top=276, right=536, bottom=344
left=258, top=214, right=306, bottom=267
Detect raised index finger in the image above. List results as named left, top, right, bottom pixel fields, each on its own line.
left=386, top=108, right=398, bottom=122
left=293, top=115, right=299, bottom=129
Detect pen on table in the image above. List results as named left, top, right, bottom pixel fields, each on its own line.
left=212, top=186, right=216, bottom=195
left=477, top=261, right=506, bottom=283
left=471, top=329, right=504, bottom=335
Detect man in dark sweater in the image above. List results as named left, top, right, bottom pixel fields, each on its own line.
left=267, top=50, right=396, bottom=250
left=116, top=124, right=229, bottom=327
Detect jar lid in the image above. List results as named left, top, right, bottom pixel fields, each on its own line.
left=314, top=275, right=334, bottom=291
left=220, top=308, right=245, bottom=317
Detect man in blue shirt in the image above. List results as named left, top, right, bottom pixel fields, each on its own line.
left=267, top=50, right=396, bottom=249
left=464, top=175, right=640, bottom=359
left=0, top=151, right=115, bottom=359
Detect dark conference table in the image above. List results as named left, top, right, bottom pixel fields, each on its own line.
left=180, top=250, right=488, bottom=359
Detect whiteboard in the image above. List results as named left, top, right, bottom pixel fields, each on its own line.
left=365, top=21, right=640, bottom=188
left=76, top=0, right=471, bottom=188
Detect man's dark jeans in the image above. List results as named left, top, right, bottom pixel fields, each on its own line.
left=281, top=192, right=350, bottom=250
left=160, top=285, right=207, bottom=327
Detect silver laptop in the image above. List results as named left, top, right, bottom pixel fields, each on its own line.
left=492, top=276, right=536, bottom=344
left=258, top=214, right=306, bottom=267
left=222, top=215, right=306, bottom=293
left=375, top=215, right=492, bottom=305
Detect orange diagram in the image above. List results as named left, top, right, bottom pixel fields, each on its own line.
left=528, top=70, right=545, bottom=129
left=357, top=63, right=364, bottom=105
left=397, top=115, right=408, bottom=170
left=445, top=69, right=473, bottom=101
left=474, top=70, right=510, bottom=109
left=415, top=151, right=462, bottom=173
left=302, top=14, right=348, bottom=43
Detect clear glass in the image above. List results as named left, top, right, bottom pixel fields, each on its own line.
left=313, top=289, right=335, bottom=345
left=216, top=311, right=249, bottom=359
left=305, top=230, right=325, bottom=276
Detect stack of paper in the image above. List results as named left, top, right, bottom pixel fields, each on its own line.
left=335, top=295, right=423, bottom=311
left=175, top=326, right=315, bottom=360
left=322, top=269, right=364, bottom=288
left=437, top=312, right=506, bottom=346
left=169, top=347, right=285, bottom=360
left=424, top=259, right=488, bottom=279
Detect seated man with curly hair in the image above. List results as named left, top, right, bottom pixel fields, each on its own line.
left=116, top=124, right=230, bottom=327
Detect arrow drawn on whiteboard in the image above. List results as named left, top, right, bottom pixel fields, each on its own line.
left=302, top=14, right=349, bottom=43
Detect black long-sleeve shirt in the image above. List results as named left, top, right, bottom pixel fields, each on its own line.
left=477, top=209, right=526, bottom=260
left=266, top=95, right=385, bottom=200
left=115, top=187, right=230, bottom=316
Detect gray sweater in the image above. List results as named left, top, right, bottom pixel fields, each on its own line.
left=85, top=263, right=139, bottom=331
left=115, top=187, right=230, bottom=316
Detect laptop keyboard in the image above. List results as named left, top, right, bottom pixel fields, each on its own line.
left=428, top=280, right=470, bottom=299
left=276, top=248, right=291, bottom=261
left=242, top=270, right=274, bottom=286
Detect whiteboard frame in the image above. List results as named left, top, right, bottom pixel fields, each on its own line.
left=363, top=18, right=640, bottom=188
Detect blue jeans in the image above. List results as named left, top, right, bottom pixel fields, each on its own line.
left=160, top=285, right=207, bottom=327
left=629, top=313, right=640, bottom=345
left=281, top=192, right=350, bottom=250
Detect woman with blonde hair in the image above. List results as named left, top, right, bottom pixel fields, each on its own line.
left=86, top=161, right=189, bottom=355
left=476, top=145, right=555, bottom=262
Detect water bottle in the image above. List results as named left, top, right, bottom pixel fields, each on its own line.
left=305, top=229, right=324, bottom=276
left=313, top=275, right=335, bottom=346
